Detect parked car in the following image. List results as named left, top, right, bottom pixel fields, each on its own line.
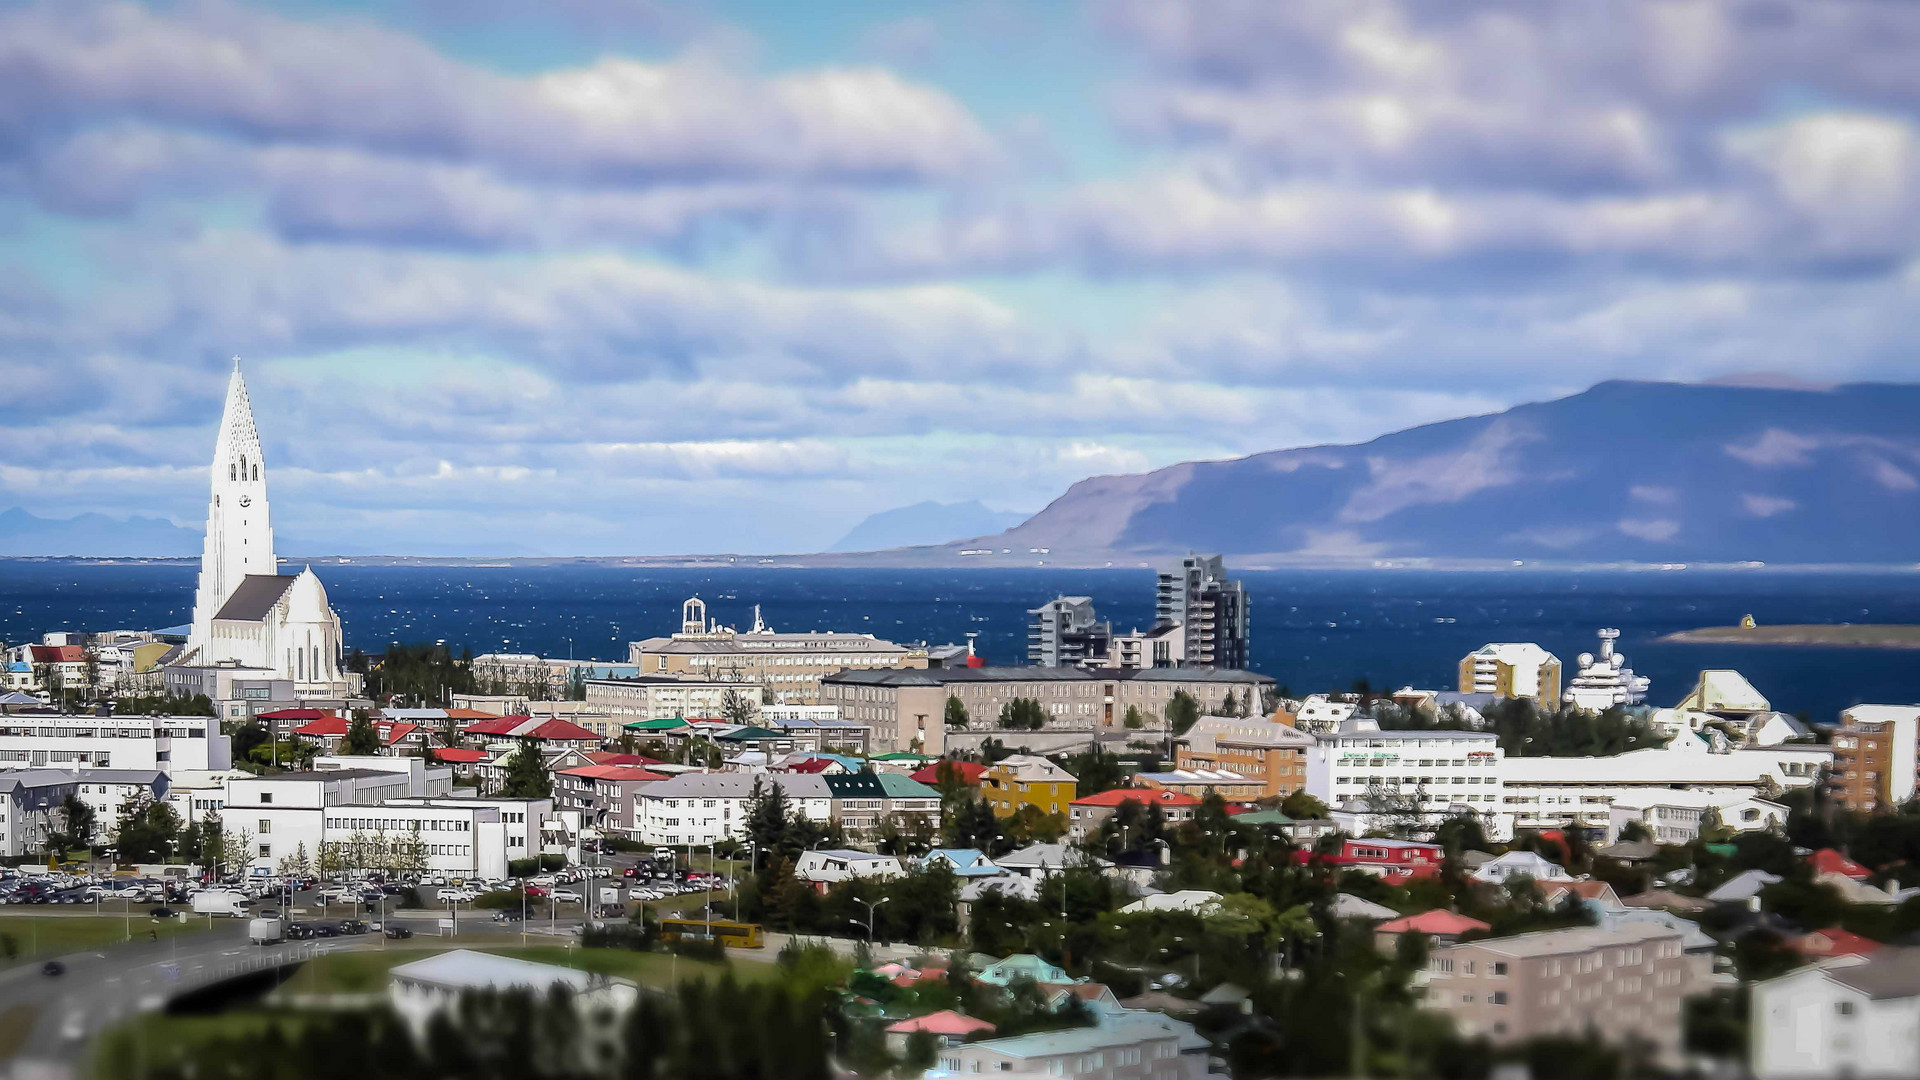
left=551, top=889, right=581, bottom=903
left=337, top=920, right=370, bottom=935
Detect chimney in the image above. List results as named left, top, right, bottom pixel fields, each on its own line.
left=1747, top=895, right=1761, bottom=913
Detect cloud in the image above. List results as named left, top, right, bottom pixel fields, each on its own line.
left=1741, top=493, right=1796, bottom=517
left=1339, top=420, right=1533, bottom=523
left=1872, top=458, right=1920, bottom=491
left=1724, top=429, right=1821, bottom=467
left=1617, top=518, right=1680, bottom=542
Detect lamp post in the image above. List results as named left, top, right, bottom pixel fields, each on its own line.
left=853, top=895, right=890, bottom=945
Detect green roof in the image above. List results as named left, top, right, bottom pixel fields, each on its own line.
left=623, top=717, right=689, bottom=731
left=715, top=726, right=785, bottom=742
left=872, top=752, right=934, bottom=763
left=872, top=772, right=940, bottom=798
left=1230, top=810, right=1294, bottom=826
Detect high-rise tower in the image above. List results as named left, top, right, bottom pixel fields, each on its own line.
left=187, top=359, right=278, bottom=658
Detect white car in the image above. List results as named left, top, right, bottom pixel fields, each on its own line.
left=550, top=889, right=581, bottom=903
left=439, top=889, right=479, bottom=903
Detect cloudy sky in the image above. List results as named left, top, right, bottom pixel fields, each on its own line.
left=4, top=0, right=1918, bottom=555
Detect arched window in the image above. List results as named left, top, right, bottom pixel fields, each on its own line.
left=229, top=463, right=236, bottom=481
left=252, top=464, right=259, bottom=481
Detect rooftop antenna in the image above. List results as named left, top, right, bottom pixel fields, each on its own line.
left=965, top=632, right=978, bottom=657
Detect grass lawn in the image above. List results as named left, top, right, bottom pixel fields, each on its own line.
left=286, top=943, right=778, bottom=996
left=0, top=1004, right=39, bottom=1060
left=88, top=1011, right=312, bottom=1080
left=0, top=915, right=209, bottom=963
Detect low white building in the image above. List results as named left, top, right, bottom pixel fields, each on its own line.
left=1605, top=791, right=1787, bottom=844
left=322, top=800, right=509, bottom=880
left=927, top=1008, right=1210, bottom=1080
left=389, top=950, right=637, bottom=1039
left=1499, top=732, right=1828, bottom=834
left=1305, top=720, right=1507, bottom=837
left=585, top=675, right=760, bottom=723
left=314, top=755, right=454, bottom=797
left=1471, top=850, right=1574, bottom=884
left=224, top=769, right=425, bottom=875
left=794, top=849, right=904, bottom=888
left=634, top=772, right=833, bottom=846
left=69, top=769, right=169, bottom=846
left=0, top=713, right=230, bottom=774
left=386, top=796, right=557, bottom=863
left=1751, top=951, right=1920, bottom=1080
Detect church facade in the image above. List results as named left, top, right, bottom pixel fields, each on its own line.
left=176, top=361, right=357, bottom=698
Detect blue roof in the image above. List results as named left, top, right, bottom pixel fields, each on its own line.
left=923, top=849, right=1001, bottom=876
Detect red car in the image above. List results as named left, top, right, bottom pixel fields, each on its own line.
left=524, top=886, right=549, bottom=899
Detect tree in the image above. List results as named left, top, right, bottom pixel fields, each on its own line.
left=1123, top=705, right=1145, bottom=730
left=997, top=698, right=1046, bottom=731
left=342, top=713, right=383, bottom=756
left=1280, top=790, right=1329, bottom=819
left=220, top=826, right=255, bottom=877
left=1617, top=819, right=1653, bottom=844
left=498, top=739, right=552, bottom=798
left=1054, top=745, right=1124, bottom=798
left=944, top=695, right=970, bottom=729
left=1220, top=690, right=1238, bottom=718
left=1166, top=690, right=1201, bottom=736
left=721, top=688, right=757, bottom=725
left=53, top=792, right=96, bottom=855
left=277, top=842, right=314, bottom=878
left=113, top=795, right=182, bottom=863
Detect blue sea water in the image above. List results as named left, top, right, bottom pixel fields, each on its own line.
left=1, top=562, right=1917, bottom=724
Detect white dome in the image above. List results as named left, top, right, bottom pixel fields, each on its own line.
left=1577, top=652, right=1595, bottom=668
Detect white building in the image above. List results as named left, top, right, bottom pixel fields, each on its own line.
left=313, top=755, right=454, bottom=797
left=224, top=769, right=420, bottom=875
left=584, top=674, right=757, bottom=722
left=1751, top=951, right=1920, bottom=1080
left=321, top=801, right=510, bottom=880
left=389, top=950, right=637, bottom=1039
left=793, top=849, right=904, bottom=887
left=385, top=795, right=557, bottom=862
left=1562, top=629, right=1649, bottom=711
left=69, top=769, right=169, bottom=846
left=926, top=1008, right=1210, bottom=1080
left=1292, top=695, right=1356, bottom=734
left=1470, top=850, right=1574, bottom=884
left=1606, top=791, right=1787, bottom=844
left=0, top=714, right=230, bottom=774
left=1304, top=720, right=1507, bottom=837
left=634, top=772, right=832, bottom=846
left=1499, top=732, right=1829, bottom=835
left=176, top=360, right=356, bottom=699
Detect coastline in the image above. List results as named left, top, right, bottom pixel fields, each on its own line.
left=1660, top=624, right=1920, bottom=649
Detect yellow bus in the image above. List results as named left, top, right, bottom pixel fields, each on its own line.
left=659, top=917, right=764, bottom=949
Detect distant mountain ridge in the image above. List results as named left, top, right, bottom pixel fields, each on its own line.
left=0, top=507, right=202, bottom=557
left=831, top=500, right=1028, bottom=552
left=943, top=380, right=1920, bottom=565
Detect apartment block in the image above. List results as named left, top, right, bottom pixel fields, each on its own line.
left=1175, top=714, right=1314, bottom=799
left=982, top=755, right=1078, bottom=819
left=1458, top=642, right=1562, bottom=701
left=1422, top=925, right=1703, bottom=1064
left=1155, top=553, right=1250, bottom=670
left=1829, top=705, right=1920, bottom=811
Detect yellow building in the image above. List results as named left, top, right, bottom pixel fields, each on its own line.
left=981, top=754, right=1078, bottom=818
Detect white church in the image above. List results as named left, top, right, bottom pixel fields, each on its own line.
left=168, top=361, right=358, bottom=701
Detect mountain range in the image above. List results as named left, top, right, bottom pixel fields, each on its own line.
left=831, top=500, right=1028, bottom=553
left=925, top=380, right=1920, bottom=566
left=0, top=508, right=203, bottom=557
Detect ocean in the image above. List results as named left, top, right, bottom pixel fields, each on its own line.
left=2, top=562, right=1917, bottom=723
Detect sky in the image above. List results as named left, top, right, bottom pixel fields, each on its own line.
left=3, top=0, right=1919, bottom=556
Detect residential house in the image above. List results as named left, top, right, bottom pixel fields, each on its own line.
left=389, top=949, right=637, bottom=1038
left=822, top=771, right=942, bottom=837
left=925, top=1008, right=1211, bottom=1080
left=1470, top=850, right=1574, bottom=884
left=1374, top=910, right=1490, bottom=952
left=291, top=714, right=427, bottom=756
left=982, top=755, right=1079, bottom=819
left=793, top=849, right=905, bottom=891
left=1067, top=788, right=1200, bottom=841
left=920, top=849, right=1002, bottom=878
left=633, top=772, right=832, bottom=846
left=884, top=1011, right=995, bottom=1055
left=1131, top=768, right=1265, bottom=801
left=995, top=843, right=1109, bottom=880
left=552, top=764, right=668, bottom=838
left=0, top=771, right=81, bottom=857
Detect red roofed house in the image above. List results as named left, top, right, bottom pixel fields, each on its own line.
left=586, top=751, right=664, bottom=768
left=1068, top=788, right=1202, bottom=841
left=463, top=714, right=603, bottom=746
left=911, top=760, right=989, bottom=787
left=429, top=746, right=488, bottom=778
left=883, top=1011, right=996, bottom=1054
left=1538, top=880, right=1625, bottom=912
left=1810, top=848, right=1872, bottom=881
left=1299, top=838, right=1446, bottom=877
left=1789, top=927, right=1881, bottom=959
left=291, top=714, right=427, bottom=755
left=1373, top=910, right=1491, bottom=952
left=553, top=764, right=669, bottom=837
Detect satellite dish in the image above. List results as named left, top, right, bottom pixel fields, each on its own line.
left=1577, top=652, right=1595, bottom=668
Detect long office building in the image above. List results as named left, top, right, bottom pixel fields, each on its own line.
left=821, top=666, right=1274, bottom=755
left=626, top=597, right=925, bottom=704
left=0, top=713, right=230, bottom=774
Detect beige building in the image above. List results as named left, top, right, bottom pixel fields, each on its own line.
left=820, top=666, right=1275, bottom=756
left=626, top=598, right=924, bottom=705
left=1174, top=714, right=1314, bottom=799
left=1422, top=924, right=1703, bottom=1064
left=1458, top=642, right=1562, bottom=701
left=582, top=674, right=762, bottom=723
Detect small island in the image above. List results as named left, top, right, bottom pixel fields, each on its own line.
left=1661, top=623, right=1920, bottom=649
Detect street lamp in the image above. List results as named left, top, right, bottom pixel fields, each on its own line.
left=853, top=895, right=891, bottom=944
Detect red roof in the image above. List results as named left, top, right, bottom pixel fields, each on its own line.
left=461, top=715, right=600, bottom=742
left=884, top=1010, right=996, bottom=1038
left=292, top=717, right=420, bottom=746
left=1376, top=910, right=1491, bottom=936
left=556, top=765, right=668, bottom=783
left=586, top=751, right=663, bottom=766
left=29, top=644, right=85, bottom=663
left=1071, top=788, right=1202, bottom=809
left=431, top=748, right=488, bottom=763
left=1811, top=848, right=1872, bottom=881
left=1791, top=928, right=1881, bottom=958
left=911, top=761, right=989, bottom=785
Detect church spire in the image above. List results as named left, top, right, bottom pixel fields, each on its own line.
left=187, top=358, right=278, bottom=657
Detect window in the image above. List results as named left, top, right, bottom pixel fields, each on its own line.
left=258, top=843, right=271, bottom=858
left=261, top=792, right=273, bottom=804
left=1836, top=1002, right=1855, bottom=1017
left=1491, top=962, right=1508, bottom=976
left=258, top=819, right=271, bottom=833
left=1489, top=992, right=1508, bottom=1005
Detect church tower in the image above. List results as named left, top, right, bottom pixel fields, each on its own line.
left=187, top=359, right=278, bottom=657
